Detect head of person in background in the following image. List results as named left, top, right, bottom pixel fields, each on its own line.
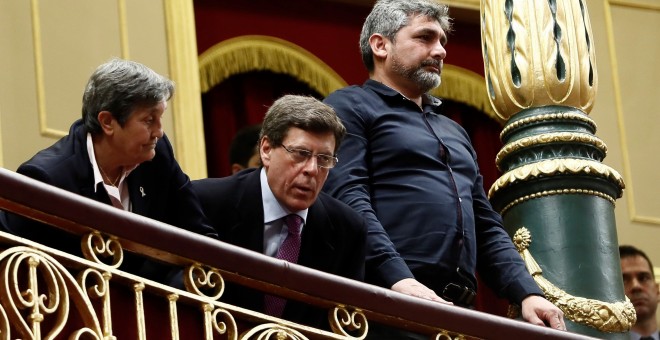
left=620, top=245, right=659, bottom=338
left=259, top=95, right=345, bottom=212
left=229, top=124, right=262, bottom=174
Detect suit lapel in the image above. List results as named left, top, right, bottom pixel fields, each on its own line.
left=299, top=198, right=336, bottom=270
left=229, top=170, right=265, bottom=252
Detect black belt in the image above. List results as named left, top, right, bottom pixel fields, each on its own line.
left=441, top=283, right=476, bottom=306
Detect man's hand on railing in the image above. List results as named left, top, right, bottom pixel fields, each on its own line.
left=391, top=278, right=453, bottom=304
left=521, top=295, right=566, bottom=331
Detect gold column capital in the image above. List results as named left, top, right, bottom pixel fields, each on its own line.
left=481, top=0, right=598, bottom=120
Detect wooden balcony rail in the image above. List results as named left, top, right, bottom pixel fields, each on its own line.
left=0, top=167, right=594, bottom=339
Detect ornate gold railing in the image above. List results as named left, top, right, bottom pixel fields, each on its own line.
left=0, top=167, right=591, bottom=339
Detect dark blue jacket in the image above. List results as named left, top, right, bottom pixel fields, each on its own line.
left=323, top=80, right=542, bottom=304
left=5, top=119, right=217, bottom=281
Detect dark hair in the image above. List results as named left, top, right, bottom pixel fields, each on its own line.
left=620, top=245, right=655, bottom=276
left=229, top=124, right=262, bottom=167
left=81, top=58, right=175, bottom=134
left=360, top=0, right=452, bottom=72
left=260, top=95, right=346, bottom=153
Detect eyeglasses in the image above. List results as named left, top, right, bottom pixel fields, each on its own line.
left=281, top=145, right=338, bottom=169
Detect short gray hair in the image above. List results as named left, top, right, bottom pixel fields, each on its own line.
left=260, top=95, right=346, bottom=153
left=360, top=0, right=452, bottom=72
left=82, top=58, right=174, bottom=134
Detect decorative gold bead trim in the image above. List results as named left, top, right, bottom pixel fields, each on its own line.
left=513, top=227, right=636, bottom=332
left=499, top=189, right=616, bottom=216
left=495, top=132, right=608, bottom=165
left=488, top=158, right=625, bottom=199
left=500, top=112, right=597, bottom=140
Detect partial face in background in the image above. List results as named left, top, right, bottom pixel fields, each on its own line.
left=231, top=148, right=262, bottom=174
left=260, top=127, right=335, bottom=212
left=621, top=255, right=660, bottom=322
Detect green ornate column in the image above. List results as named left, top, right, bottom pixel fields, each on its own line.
left=480, top=0, right=634, bottom=338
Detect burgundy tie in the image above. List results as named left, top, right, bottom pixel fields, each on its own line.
left=264, top=214, right=303, bottom=317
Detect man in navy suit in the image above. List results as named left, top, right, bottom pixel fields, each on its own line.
left=192, top=95, right=366, bottom=329
left=5, top=58, right=217, bottom=282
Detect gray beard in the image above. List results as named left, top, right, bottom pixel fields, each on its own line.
left=392, top=58, right=441, bottom=94
left=412, top=68, right=441, bottom=93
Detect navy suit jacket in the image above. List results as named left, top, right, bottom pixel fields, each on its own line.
left=5, top=119, right=217, bottom=281
left=192, top=168, right=366, bottom=329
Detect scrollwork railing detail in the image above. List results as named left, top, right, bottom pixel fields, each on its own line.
left=184, top=263, right=225, bottom=300
left=211, top=307, right=238, bottom=339
left=0, top=247, right=104, bottom=339
left=433, top=330, right=466, bottom=340
left=78, top=268, right=115, bottom=340
left=241, top=323, right=308, bottom=340
left=69, top=328, right=103, bottom=340
left=513, top=227, right=636, bottom=332
left=81, top=231, right=123, bottom=268
left=0, top=298, right=10, bottom=339
left=329, top=306, right=367, bottom=339
left=202, top=303, right=238, bottom=340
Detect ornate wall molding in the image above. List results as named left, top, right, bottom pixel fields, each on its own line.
left=29, top=0, right=129, bottom=140
left=604, top=0, right=660, bottom=225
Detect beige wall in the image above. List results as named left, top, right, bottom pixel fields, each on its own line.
left=586, top=0, right=660, bottom=258
left=0, top=0, right=206, bottom=178
left=0, top=0, right=658, bottom=267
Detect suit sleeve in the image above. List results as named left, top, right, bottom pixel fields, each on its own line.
left=323, top=90, right=413, bottom=288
